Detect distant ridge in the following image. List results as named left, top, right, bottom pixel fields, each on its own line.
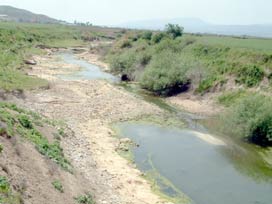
left=0, top=5, right=64, bottom=24
left=120, top=18, right=272, bottom=38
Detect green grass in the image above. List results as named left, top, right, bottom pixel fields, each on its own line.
left=0, top=22, right=122, bottom=91
left=0, top=69, right=48, bottom=91
left=220, top=94, right=272, bottom=146
left=217, top=90, right=249, bottom=107
left=0, top=102, right=72, bottom=172
left=0, top=176, right=22, bottom=204
left=0, top=22, right=86, bottom=91
left=194, top=35, right=272, bottom=52
left=74, top=193, right=95, bottom=204
left=52, top=180, right=64, bottom=193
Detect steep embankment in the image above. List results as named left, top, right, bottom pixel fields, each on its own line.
left=0, top=102, right=96, bottom=204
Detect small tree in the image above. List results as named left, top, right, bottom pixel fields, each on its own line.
left=151, top=32, right=167, bottom=44
left=165, top=24, right=184, bottom=39
left=141, top=31, right=153, bottom=40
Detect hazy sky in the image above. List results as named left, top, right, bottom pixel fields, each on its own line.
left=0, top=0, right=271, bottom=25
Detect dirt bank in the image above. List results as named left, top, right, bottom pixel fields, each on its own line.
left=14, top=51, right=167, bottom=204
left=166, top=93, right=222, bottom=116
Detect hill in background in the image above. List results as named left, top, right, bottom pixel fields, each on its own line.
left=0, top=5, right=64, bottom=24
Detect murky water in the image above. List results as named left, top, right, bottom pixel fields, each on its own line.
left=118, top=123, right=272, bottom=204
left=56, top=53, right=119, bottom=82
left=58, top=53, right=272, bottom=204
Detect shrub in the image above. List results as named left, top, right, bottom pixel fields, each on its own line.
left=52, top=180, right=64, bottom=193
left=217, top=90, right=248, bottom=107
left=141, top=31, right=153, bottom=40
left=236, top=65, right=264, bottom=87
left=153, top=38, right=182, bottom=54
left=0, top=176, right=9, bottom=194
left=196, top=76, right=217, bottom=93
left=58, top=128, right=65, bottom=137
left=137, top=52, right=152, bottom=66
left=151, top=32, right=167, bottom=44
left=109, top=51, right=136, bottom=75
left=165, top=23, right=184, bottom=39
left=18, top=114, right=32, bottom=129
left=223, top=94, right=272, bottom=146
left=0, top=144, right=3, bottom=153
left=140, top=50, right=190, bottom=96
left=74, top=193, right=95, bottom=204
left=0, top=176, right=22, bottom=204
left=268, top=73, right=272, bottom=85
left=0, top=127, right=7, bottom=137
left=119, top=39, right=132, bottom=49
left=182, top=37, right=196, bottom=47
left=251, top=115, right=272, bottom=145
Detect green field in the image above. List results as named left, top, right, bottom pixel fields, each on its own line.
left=193, top=35, right=272, bottom=52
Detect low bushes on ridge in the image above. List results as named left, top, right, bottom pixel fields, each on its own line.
left=221, top=94, right=272, bottom=146
left=140, top=50, right=191, bottom=96
left=106, top=25, right=272, bottom=96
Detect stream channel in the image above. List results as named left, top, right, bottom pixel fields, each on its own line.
left=57, top=52, right=272, bottom=204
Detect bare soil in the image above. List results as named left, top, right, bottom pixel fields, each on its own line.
left=166, top=93, right=222, bottom=116
left=0, top=124, right=92, bottom=204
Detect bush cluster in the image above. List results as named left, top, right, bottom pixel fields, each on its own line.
left=236, top=65, right=264, bottom=87
left=0, top=176, right=21, bottom=204
left=74, top=193, right=95, bottom=204
left=52, top=180, right=64, bottom=193
left=223, top=94, right=272, bottom=146
left=106, top=24, right=272, bottom=95
left=140, top=50, right=190, bottom=95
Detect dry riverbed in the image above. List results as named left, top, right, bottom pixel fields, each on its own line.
left=14, top=50, right=169, bottom=204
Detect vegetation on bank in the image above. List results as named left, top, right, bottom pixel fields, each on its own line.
left=74, top=193, right=95, bottom=204
left=0, top=176, right=22, bottom=204
left=218, top=94, right=272, bottom=146
left=0, top=102, right=72, bottom=171
left=0, top=22, right=120, bottom=91
left=105, top=24, right=272, bottom=146
left=52, top=180, right=64, bottom=193
left=106, top=24, right=272, bottom=96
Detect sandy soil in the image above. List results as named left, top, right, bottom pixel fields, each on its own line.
left=16, top=52, right=167, bottom=204
left=166, top=93, right=222, bottom=116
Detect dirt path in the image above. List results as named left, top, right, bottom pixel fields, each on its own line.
left=16, top=52, right=167, bottom=204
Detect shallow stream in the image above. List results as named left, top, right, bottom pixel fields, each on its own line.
left=59, top=52, right=272, bottom=204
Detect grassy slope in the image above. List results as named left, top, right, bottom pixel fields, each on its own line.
left=0, top=22, right=121, bottom=91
